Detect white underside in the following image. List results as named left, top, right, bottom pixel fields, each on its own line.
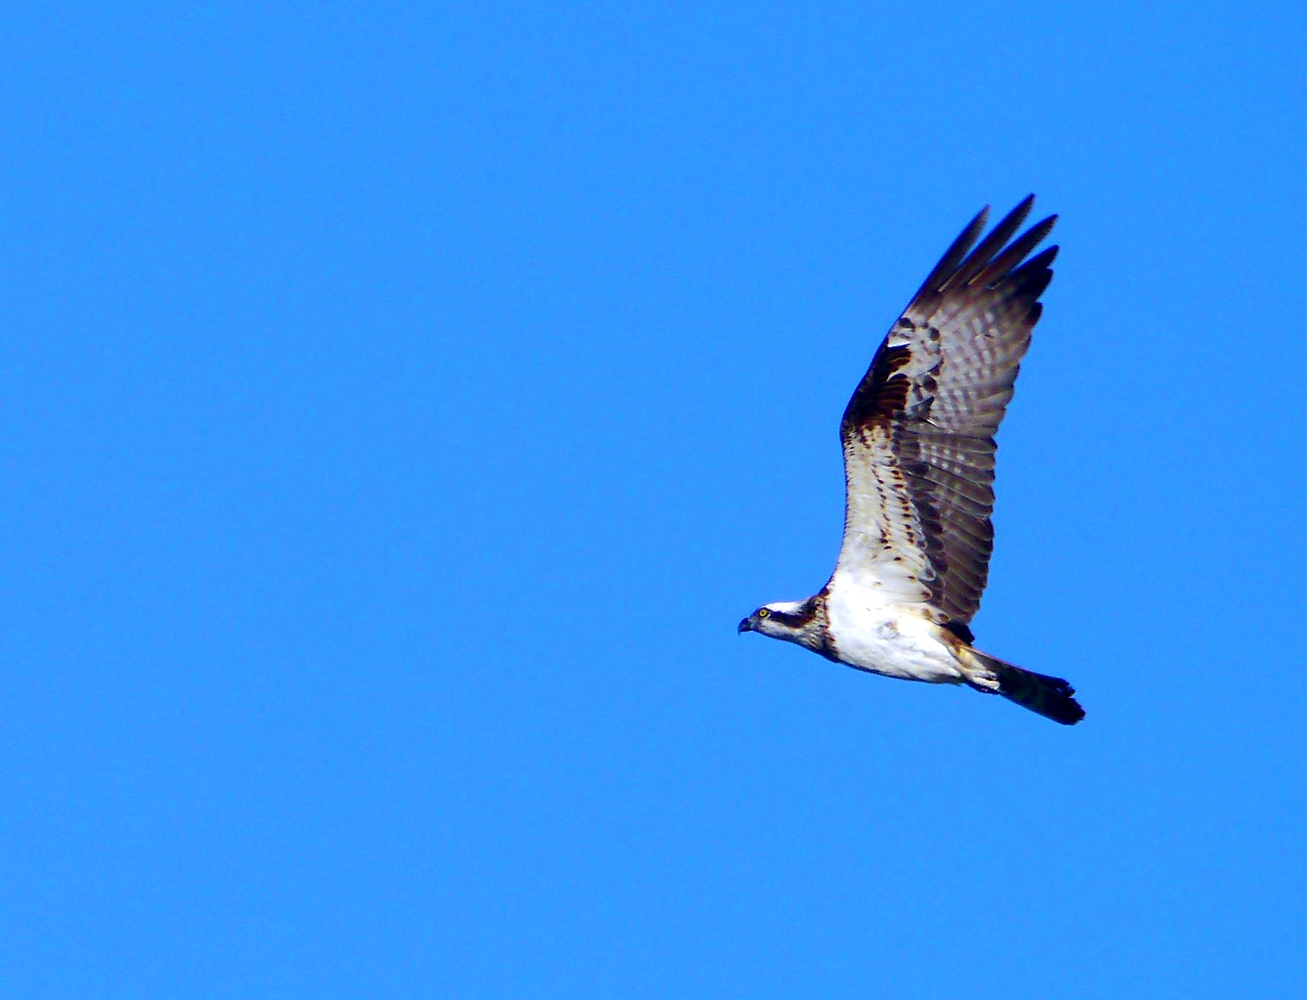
left=823, top=576, right=966, bottom=684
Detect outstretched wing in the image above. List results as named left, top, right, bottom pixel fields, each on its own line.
left=832, top=196, right=1056, bottom=626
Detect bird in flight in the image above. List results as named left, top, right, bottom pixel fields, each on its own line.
left=738, top=196, right=1084, bottom=725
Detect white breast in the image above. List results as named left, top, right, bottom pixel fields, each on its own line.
left=823, top=579, right=965, bottom=684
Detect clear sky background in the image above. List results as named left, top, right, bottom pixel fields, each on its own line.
left=3, top=3, right=1305, bottom=997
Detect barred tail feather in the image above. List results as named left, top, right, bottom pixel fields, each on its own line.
left=964, top=648, right=1085, bottom=725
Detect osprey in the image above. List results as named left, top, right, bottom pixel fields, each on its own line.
left=739, top=196, right=1084, bottom=725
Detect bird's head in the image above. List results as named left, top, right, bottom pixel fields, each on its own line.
left=738, top=599, right=822, bottom=647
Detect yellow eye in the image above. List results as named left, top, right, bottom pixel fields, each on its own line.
left=757, top=608, right=770, bottom=619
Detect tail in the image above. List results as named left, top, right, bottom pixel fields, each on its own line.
left=960, top=648, right=1085, bottom=726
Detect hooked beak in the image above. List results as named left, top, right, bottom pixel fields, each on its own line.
left=737, top=616, right=754, bottom=634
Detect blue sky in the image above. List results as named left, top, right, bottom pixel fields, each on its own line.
left=3, top=2, right=1305, bottom=997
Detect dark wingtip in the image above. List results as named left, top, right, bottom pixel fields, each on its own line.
left=907, top=205, right=991, bottom=304
left=994, top=664, right=1086, bottom=725
left=1047, top=694, right=1087, bottom=726
left=1033, top=675, right=1086, bottom=725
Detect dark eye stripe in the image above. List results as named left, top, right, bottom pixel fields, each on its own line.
left=769, top=607, right=815, bottom=628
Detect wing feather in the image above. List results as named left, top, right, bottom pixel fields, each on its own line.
left=833, top=198, right=1057, bottom=624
